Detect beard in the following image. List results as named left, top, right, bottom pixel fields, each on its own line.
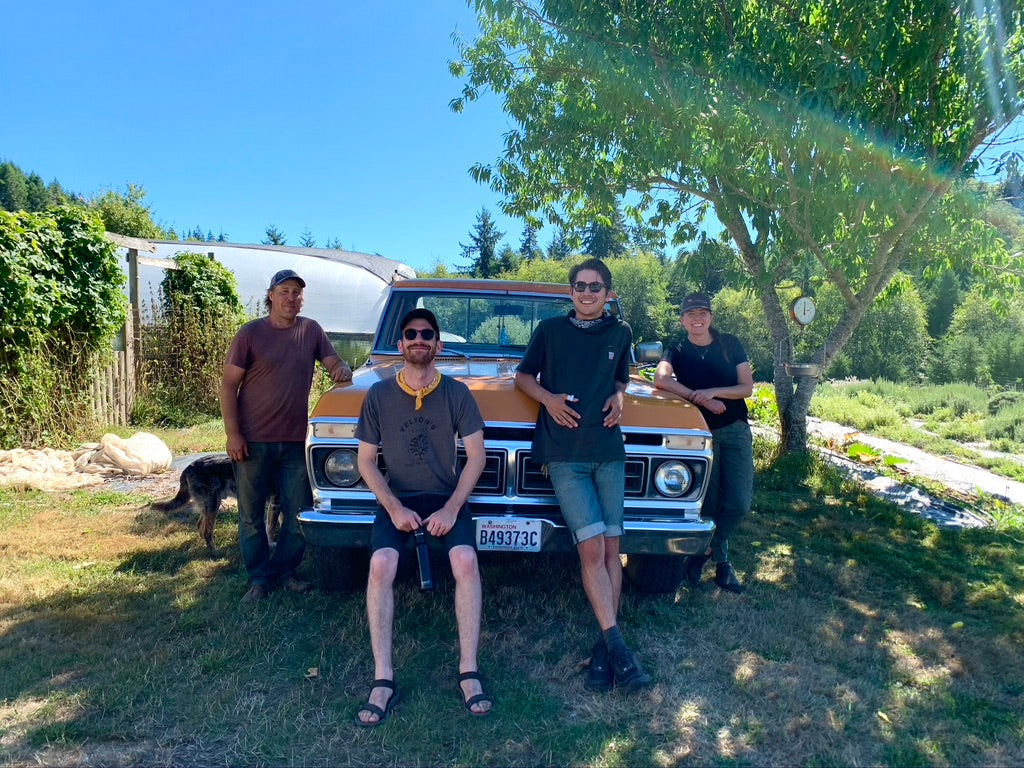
left=401, top=344, right=437, bottom=367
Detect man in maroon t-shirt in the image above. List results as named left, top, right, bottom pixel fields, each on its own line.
left=220, top=269, right=352, bottom=603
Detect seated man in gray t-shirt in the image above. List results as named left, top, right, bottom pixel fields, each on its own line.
left=353, top=308, right=492, bottom=726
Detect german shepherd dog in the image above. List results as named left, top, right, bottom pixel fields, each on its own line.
left=151, top=454, right=281, bottom=553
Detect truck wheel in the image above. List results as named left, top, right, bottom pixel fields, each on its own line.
left=624, top=553, right=686, bottom=594
left=311, top=545, right=369, bottom=592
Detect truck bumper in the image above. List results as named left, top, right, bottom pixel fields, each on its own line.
left=298, top=507, right=714, bottom=556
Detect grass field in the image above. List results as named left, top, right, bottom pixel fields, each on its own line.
left=2, top=429, right=1023, bottom=767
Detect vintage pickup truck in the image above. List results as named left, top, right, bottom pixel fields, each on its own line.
left=297, top=279, right=714, bottom=593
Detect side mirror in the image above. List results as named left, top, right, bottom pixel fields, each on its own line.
left=635, top=341, right=663, bottom=364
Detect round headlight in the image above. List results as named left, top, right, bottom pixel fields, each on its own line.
left=654, top=461, right=691, bottom=497
left=324, top=449, right=360, bottom=487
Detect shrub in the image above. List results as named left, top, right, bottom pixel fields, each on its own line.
left=132, top=253, right=246, bottom=426
left=0, top=206, right=124, bottom=447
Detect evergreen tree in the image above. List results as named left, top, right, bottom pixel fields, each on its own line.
left=0, top=162, right=29, bottom=212
left=263, top=225, right=286, bottom=245
left=460, top=208, right=504, bottom=278
left=519, top=224, right=541, bottom=261
left=25, top=173, right=49, bottom=211
left=926, top=269, right=961, bottom=338
left=325, top=236, right=343, bottom=249
left=299, top=229, right=316, bottom=247
left=581, top=205, right=627, bottom=260
left=546, top=228, right=572, bottom=260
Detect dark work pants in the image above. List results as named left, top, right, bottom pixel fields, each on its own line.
left=233, top=441, right=311, bottom=587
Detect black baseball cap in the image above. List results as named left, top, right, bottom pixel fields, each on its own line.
left=681, top=292, right=713, bottom=313
left=269, top=269, right=305, bottom=288
left=399, top=308, right=440, bottom=335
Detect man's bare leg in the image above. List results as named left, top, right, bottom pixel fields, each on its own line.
left=578, top=534, right=618, bottom=630
left=359, top=548, right=399, bottom=724
left=450, top=545, right=491, bottom=714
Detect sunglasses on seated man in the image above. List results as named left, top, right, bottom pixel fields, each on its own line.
left=572, top=281, right=606, bottom=293
left=402, top=328, right=436, bottom=341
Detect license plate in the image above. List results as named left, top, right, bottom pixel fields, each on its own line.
left=475, top=518, right=542, bottom=552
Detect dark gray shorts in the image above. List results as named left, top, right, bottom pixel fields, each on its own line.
left=371, top=493, right=475, bottom=553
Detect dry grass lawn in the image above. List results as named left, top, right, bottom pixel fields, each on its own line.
left=1, top=441, right=1022, bottom=767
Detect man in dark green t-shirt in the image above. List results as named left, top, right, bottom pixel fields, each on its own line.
left=516, top=258, right=652, bottom=694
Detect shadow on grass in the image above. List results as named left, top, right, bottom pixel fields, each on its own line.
left=1, top=459, right=1023, bottom=766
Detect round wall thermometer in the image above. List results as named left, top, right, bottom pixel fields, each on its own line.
left=790, top=296, right=816, bottom=325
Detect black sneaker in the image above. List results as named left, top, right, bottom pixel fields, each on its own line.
left=684, top=553, right=709, bottom=586
left=715, top=562, right=745, bottom=594
left=584, top=640, right=614, bottom=693
left=609, top=646, right=652, bottom=693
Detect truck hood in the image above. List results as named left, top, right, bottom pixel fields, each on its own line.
left=310, top=356, right=708, bottom=432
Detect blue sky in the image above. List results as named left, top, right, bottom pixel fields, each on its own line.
left=2, top=2, right=1021, bottom=275
left=1, top=1, right=524, bottom=273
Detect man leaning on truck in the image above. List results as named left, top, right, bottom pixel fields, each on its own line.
left=515, top=257, right=652, bottom=694
left=220, top=269, right=352, bottom=604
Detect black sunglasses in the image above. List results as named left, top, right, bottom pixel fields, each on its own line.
left=403, top=328, right=436, bottom=341
left=572, top=281, right=606, bottom=293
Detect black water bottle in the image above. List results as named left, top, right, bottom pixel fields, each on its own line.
left=414, top=527, right=434, bottom=592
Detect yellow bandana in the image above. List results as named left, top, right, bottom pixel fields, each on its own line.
left=396, top=370, right=442, bottom=411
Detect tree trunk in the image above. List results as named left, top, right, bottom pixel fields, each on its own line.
left=775, top=371, right=819, bottom=454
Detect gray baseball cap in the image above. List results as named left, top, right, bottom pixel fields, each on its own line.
left=269, top=269, right=305, bottom=288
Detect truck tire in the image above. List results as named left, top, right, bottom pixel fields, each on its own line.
left=624, top=553, right=686, bottom=594
left=311, top=545, right=369, bottom=592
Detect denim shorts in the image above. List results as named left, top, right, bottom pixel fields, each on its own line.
left=546, top=461, right=625, bottom=544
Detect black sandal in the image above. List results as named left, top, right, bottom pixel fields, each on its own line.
left=457, top=671, right=493, bottom=717
left=355, top=679, right=399, bottom=727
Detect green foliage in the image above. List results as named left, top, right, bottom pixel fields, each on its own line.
left=136, top=254, right=246, bottom=426
left=747, top=384, right=780, bottom=430
left=705, top=287, right=775, bottom=381
left=810, top=385, right=903, bottom=431
left=461, top=207, right=506, bottom=277
left=0, top=206, right=125, bottom=447
left=89, top=184, right=166, bottom=239
left=818, top=276, right=929, bottom=382
left=456, top=0, right=1024, bottom=451
left=929, top=287, right=1024, bottom=386
left=0, top=160, right=70, bottom=212
left=605, top=252, right=673, bottom=342
left=160, top=251, right=245, bottom=319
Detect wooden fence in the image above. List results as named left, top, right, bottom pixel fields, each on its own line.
left=91, top=311, right=135, bottom=425
left=90, top=233, right=179, bottom=426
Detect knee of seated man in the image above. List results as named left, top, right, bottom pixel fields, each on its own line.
left=369, top=549, right=400, bottom=580
left=448, top=545, right=479, bottom=578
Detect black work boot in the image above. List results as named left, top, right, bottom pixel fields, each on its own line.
left=684, top=553, right=709, bottom=586
left=715, top=561, right=745, bottom=594
left=584, top=638, right=614, bottom=693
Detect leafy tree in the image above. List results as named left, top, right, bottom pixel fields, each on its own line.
left=90, top=184, right=165, bottom=239
left=263, top=225, right=286, bottom=245
left=460, top=207, right=505, bottom=277
left=454, top=0, right=1024, bottom=452
left=299, top=228, right=316, bottom=247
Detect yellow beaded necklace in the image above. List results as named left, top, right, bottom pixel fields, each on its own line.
left=396, top=369, right=442, bottom=411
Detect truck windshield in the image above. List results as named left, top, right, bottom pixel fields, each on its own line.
left=375, top=290, right=620, bottom=355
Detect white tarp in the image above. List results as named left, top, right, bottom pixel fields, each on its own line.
left=123, top=241, right=416, bottom=336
